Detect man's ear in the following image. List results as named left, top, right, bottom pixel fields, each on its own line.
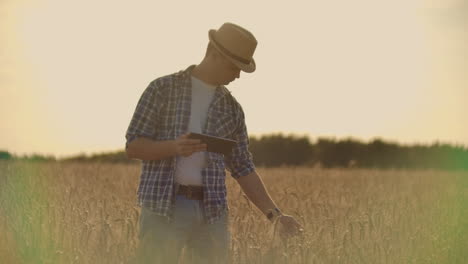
left=211, top=50, right=222, bottom=61
left=205, top=49, right=220, bottom=64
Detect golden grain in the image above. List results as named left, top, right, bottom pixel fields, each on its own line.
left=0, top=161, right=466, bottom=263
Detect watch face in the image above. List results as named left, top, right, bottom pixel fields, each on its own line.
left=267, top=212, right=273, bottom=219
left=267, top=208, right=281, bottom=221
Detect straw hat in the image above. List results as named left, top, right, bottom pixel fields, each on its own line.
left=208, top=22, right=257, bottom=73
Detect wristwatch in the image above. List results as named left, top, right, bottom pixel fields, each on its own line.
left=266, top=207, right=283, bottom=222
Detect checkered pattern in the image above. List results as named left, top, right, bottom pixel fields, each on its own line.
left=126, top=65, right=255, bottom=224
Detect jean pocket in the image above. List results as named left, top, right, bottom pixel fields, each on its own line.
left=139, top=207, right=169, bottom=239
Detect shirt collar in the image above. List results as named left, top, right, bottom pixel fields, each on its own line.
left=180, top=65, right=232, bottom=97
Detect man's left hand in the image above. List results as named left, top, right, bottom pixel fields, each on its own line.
left=277, top=215, right=304, bottom=239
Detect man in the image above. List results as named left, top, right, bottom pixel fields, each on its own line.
left=125, top=22, right=303, bottom=264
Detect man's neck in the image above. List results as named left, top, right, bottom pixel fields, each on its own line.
left=191, top=63, right=218, bottom=87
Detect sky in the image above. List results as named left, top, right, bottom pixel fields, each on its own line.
left=1, top=0, right=467, bottom=158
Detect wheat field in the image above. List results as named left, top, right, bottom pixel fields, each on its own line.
left=0, top=161, right=466, bottom=264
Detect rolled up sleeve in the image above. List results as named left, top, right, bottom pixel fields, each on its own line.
left=226, top=106, right=256, bottom=179
left=125, top=82, right=161, bottom=148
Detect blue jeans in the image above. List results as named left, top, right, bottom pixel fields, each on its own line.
left=133, top=195, right=230, bottom=264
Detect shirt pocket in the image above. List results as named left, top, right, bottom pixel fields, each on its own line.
left=211, top=110, right=237, bottom=139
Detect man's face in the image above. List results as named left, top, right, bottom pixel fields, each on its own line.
left=215, top=55, right=241, bottom=86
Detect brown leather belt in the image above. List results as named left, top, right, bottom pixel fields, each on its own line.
left=177, top=185, right=204, bottom=200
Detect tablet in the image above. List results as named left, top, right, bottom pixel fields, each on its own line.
left=188, top=133, right=237, bottom=156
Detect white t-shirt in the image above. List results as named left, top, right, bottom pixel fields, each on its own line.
left=174, top=76, right=216, bottom=186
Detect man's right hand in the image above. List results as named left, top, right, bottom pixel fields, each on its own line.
left=172, top=133, right=207, bottom=157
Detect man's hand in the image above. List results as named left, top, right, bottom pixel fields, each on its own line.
left=173, top=133, right=207, bottom=157
left=277, top=215, right=304, bottom=239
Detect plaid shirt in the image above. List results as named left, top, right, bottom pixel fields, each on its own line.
left=126, top=65, right=255, bottom=224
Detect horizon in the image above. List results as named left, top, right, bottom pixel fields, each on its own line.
left=3, top=132, right=468, bottom=159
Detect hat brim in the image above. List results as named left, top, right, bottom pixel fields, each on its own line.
left=208, top=30, right=256, bottom=73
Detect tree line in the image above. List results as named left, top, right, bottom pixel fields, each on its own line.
left=1, top=133, right=467, bottom=170
left=249, top=134, right=468, bottom=170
